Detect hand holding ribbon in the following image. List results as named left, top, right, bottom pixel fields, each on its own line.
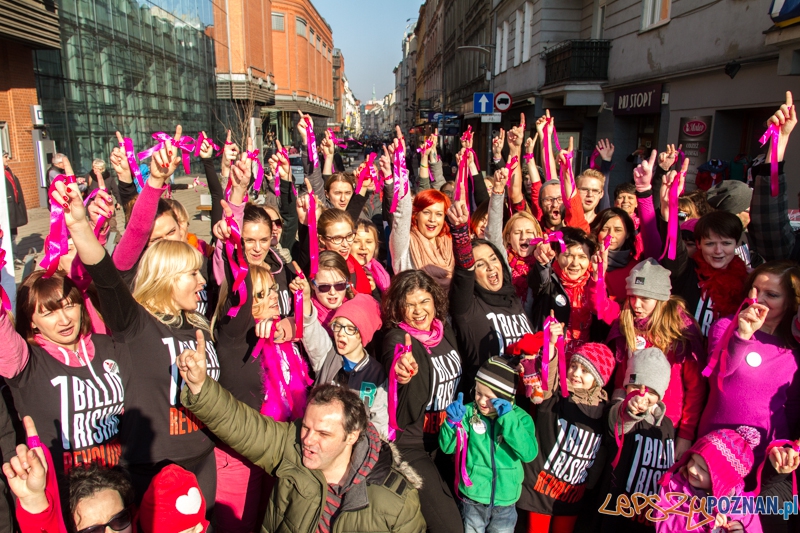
left=388, top=334, right=414, bottom=441
left=115, top=131, right=144, bottom=190
left=610, top=386, right=649, bottom=468
left=220, top=199, right=249, bottom=317
left=658, top=157, right=688, bottom=261
left=762, top=91, right=796, bottom=197
left=543, top=314, right=568, bottom=397
left=138, top=125, right=184, bottom=185
left=273, top=140, right=290, bottom=198
left=306, top=178, right=319, bottom=278
left=40, top=173, right=78, bottom=278
left=356, top=153, right=378, bottom=195
left=529, top=231, right=565, bottom=252
left=301, top=112, right=319, bottom=169
left=194, top=131, right=220, bottom=159
left=137, top=128, right=195, bottom=175
left=244, top=136, right=264, bottom=192
left=557, top=136, right=575, bottom=209
left=328, top=129, right=348, bottom=149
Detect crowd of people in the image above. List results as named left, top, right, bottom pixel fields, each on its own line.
left=0, top=90, right=799, bottom=533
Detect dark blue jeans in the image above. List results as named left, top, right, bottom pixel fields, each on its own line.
left=459, top=497, right=517, bottom=533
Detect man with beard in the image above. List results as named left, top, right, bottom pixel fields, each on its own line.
left=537, top=179, right=590, bottom=235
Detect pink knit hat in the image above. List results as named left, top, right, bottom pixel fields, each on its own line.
left=331, top=293, right=382, bottom=346
left=570, top=343, right=615, bottom=387
left=661, top=426, right=760, bottom=498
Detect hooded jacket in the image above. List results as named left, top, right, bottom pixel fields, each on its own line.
left=182, top=377, right=426, bottom=533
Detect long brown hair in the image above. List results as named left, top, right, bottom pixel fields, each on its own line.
left=744, top=260, right=800, bottom=349
left=619, top=295, right=696, bottom=355
left=16, top=270, right=91, bottom=344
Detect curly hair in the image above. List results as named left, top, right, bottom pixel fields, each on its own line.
left=381, top=270, right=448, bottom=327
left=69, top=464, right=134, bottom=531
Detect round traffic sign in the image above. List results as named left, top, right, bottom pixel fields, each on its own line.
left=494, top=92, right=512, bottom=112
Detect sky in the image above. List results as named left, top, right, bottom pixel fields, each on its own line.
left=312, top=0, right=424, bottom=103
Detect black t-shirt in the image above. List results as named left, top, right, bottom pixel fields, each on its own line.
left=6, top=335, right=129, bottom=478
left=84, top=254, right=220, bottom=466
left=265, top=251, right=294, bottom=318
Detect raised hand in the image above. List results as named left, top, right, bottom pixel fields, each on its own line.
left=222, top=130, right=239, bottom=168
left=446, top=392, right=466, bottom=427
left=768, top=91, right=797, bottom=162
left=149, top=125, right=183, bottom=185
left=198, top=131, right=215, bottom=159
left=596, top=139, right=614, bottom=162
left=269, top=139, right=290, bottom=182
left=378, top=145, right=392, bottom=179
left=591, top=237, right=609, bottom=282
left=212, top=200, right=234, bottom=241
left=658, top=143, right=680, bottom=171
left=87, top=190, right=114, bottom=229
left=533, top=241, right=555, bottom=266
left=633, top=148, right=658, bottom=192
left=524, top=133, right=538, bottom=156
left=297, top=109, right=311, bottom=144
left=507, top=114, right=525, bottom=155
left=320, top=130, right=335, bottom=159
left=53, top=177, right=87, bottom=229
left=769, top=443, right=800, bottom=475
left=547, top=314, right=564, bottom=344
left=3, top=417, right=48, bottom=514
left=446, top=201, right=469, bottom=227
left=627, top=385, right=651, bottom=415
left=177, top=329, right=208, bottom=395
left=492, top=128, right=505, bottom=160
left=492, top=168, right=510, bottom=195
left=111, top=132, right=132, bottom=184
left=394, top=334, right=418, bottom=385
left=491, top=398, right=513, bottom=417
left=738, top=288, right=769, bottom=340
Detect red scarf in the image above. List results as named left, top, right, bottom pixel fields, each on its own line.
left=553, top=262, right=592, bottom=344
left=346, top=254, right=373, bottom=295
left=694, top=253, right=747, bottom=318
left=507, top=248, right=537, bottom=303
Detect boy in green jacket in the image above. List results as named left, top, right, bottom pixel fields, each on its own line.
left=439, top=356, right=538, bottom=533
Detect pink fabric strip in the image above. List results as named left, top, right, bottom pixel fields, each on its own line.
left=275, top=147, right=289, bottom=198
left=523, top=153, right=535, bottom=163
left=225, top=214, right=249, bottom=318
left=137, top=132, right=196, bottom=174
left=328, top=129, right=348, bottom=149
left=753, top=439, right=800, bottom=496
left=83, top=188, right=109, bottom=238
left=759, top=123, right=781, bottom=197
left=559, top=150, right=574, bottom=212
left=121, top=137, right=145, bottom=190
left=247, top=149, right=264, bottom=192
left=610, top=388, right=648, bottom=469
left=191, top=177, right=207, bottom=190
left=387, top=341, right=411, bottom=441
left=390, top=148, right=409, bottom=213
left=453, top=421, right=473, bottom=499
left=356, top=153, right=378, bottom=195
left=0, top=238, right=9, bottom=312
left=293, top=271, right=305, bottom=341
left=542, top=315, right=568, bottom=397
left=39, top=175, right=77, bottom=278
left=597, top=235, right=612, bottom=282
left=193, top=132, right=220, bottom=158
left=701, top=297, right=758, bottom=392
left=588, top=148, right=601, bottom=170
left=306, top=118, right=319, bottom=168
left=659, top=170, right=682, bottom=261
left=529, top=231, right=565, bottom=252
left=308, top=192, right=319, bottom=278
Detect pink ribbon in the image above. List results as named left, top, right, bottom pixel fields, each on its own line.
left=356, top=153, right=378, bottom=195
left=293, top=271, right=305, bottom=341
left=523, top=153, right=535, bottom=163
left=39, top=175, right=77, bottom=278
left=759, top=123, right=780, bottom=197
left=701, top=297, right=758, bottom=392
left=559, top=150, right=574, bottom=212
left=121, top=137, right=145, bottom=190
left=610, top=388, right=649, bottom=469
left=191, top=177, right=207, bottom=191
left=753, top=439, right=800, bottom=496
left=328, top=129, right=348, bottom=149
left=390, top=147, right=409, bottom=213
left=0, top=234, right=10, bottom=313
left=137, top=132, right=196, bottom=175
left=308, top=192, right=319, bottom=278
left=417, top=136, right=434, bottom=180
left=387, top=341, right=412, bottom=441
left=275, top=147, right=289, bottom=198
left=225, top=214, right=249, bottom=317
left=659, top=169, right=683, bottom=261
left=254, top=324, right=312, bottom=421
left=454, top=127, right=478, bottom=210
left=541, top=118, right=560, bottom=182
left=453, top=421, right=474, bottom=499
left=543, top=315, right=568, bottom=397
left=247, top=149, right=265, bottom=192
left=193, top=132, right=220, bottom=158
left=346, top=137, right=363, bottom=146
left=83, top=188, right=110, bottom=238
left=306, top=118, right=319, bottom=169
left=597, top=235, right=612, bottom=282
left=588, top=148, right=601, bottom=170
left=529, top=231, right=565, bottom=252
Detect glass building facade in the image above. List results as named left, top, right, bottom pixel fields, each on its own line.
left=33, top=0, right=216, bottom=175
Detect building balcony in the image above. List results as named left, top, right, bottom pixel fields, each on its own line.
left=543, top=40, right=610, bottom=87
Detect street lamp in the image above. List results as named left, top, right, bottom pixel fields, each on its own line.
left=456, top=44, right=496, bottom=170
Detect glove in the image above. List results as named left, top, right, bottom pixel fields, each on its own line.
left=491, top=398, right=513, bottom=418
left=446, top=392, right=466, bottom=427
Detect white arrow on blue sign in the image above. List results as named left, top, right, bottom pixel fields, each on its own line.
left=473, top=92, right=494, bottom=114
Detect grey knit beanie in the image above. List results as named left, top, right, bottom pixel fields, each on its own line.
left=708, top=180, right=752, bottom=215
left=624, top=348, right=672, bottom=399
left=625, top=258, right=672, bottom=301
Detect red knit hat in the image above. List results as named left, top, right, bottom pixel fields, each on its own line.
left=138, top=465, right=209, bottom=533
left=570, top=342, right=615, bottom=386
left=505, top=332, right=545, bottom=357
left=331, top=293, right=382, bottom=347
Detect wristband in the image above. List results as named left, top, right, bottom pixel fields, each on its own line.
left=27, top=436, right=42, bottom=449
left=635, top=188, right=653, bottom=199
left=523, top=153, right=535, bottom=162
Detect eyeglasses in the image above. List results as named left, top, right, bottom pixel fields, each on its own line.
left=271, top=218, right=283, bottom=228
left=313, top=280, right=348, bottom=293
left=323, top=233, right=356, bottom=246
left=578, top=187, right=602, bottom=197
left=255, top=282, right=280, bottom=299
left=542, top=196, right=563, bottom=205
left=77, top=508, right=132, bottom=533
left=331, top=322, right=359, bottom=336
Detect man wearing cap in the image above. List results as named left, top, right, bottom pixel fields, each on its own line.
left=708, top=180, right=761, bottom=268
left=178, top=335, right=425, bottom=533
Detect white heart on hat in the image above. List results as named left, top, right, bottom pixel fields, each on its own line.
left=175, top=487, right=202, bottom=515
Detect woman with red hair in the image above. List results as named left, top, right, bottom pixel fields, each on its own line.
left=387, top=136, right=455, bottom=290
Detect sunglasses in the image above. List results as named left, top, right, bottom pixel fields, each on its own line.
left=313, top=280, right=348, bottom=293
left=270, top=218, right=283, bottom=228
left=77, top=508, right=132, bottom=533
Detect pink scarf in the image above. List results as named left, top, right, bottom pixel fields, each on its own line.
left=399, top=319, right=444, bottom=354
left=366, top=259, right=391, bottom=293
left=312, top=297, right=341, bottom=330
left=33, top=334, right=95, bottom=367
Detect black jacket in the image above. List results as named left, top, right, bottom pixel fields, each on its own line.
left=4, top=167, right=26, bottom=229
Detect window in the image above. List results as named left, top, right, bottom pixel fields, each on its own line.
left=522, top=2, right=532, bottom=62
left=317, top=36, right=321, bottom=51
left=500, top=21, right=509, bottom=73
left=513, top=10, right=522, bottom=67
left=494, top=26, right=502, bottom=75
left=0, top=122, right=10, bottom=158
left=296, top=16, right=307, bottom=37
left=272, top=13, right=284, bottom=31
left=594, top=3, right=606, bottom=39
left=642, top=0, right=670, bottom=30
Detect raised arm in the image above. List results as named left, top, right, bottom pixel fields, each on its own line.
left=596, top=139, right=614, bottom=212
left=633, top=149, right=663, bottom=259
left=0, top=311, right=30, bottom=378
left=486, top=169, right=509, bottom=265
left=298, top=111, right=325, bottom=201
left=506, top=114, right=525, bottom=206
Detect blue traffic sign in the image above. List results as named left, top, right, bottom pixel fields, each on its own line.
left=473, top=92, right=494, bottom=114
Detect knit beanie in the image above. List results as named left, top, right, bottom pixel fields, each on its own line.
left=331, top=293, right=382, bottom=347
left=625, top=258, right=672, bottom=301
left=475, top=356, right=518, bottom=402
left=708, top=180, right=752, bottom=215
left=661, top=426, right=760, bottom=499
left=624, top=348, right=671, bottom=399
left=570, top=342, right=615, bottom=387
left=138, top=464, right=209, bottom=533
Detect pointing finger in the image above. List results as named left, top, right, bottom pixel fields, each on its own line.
left=115, top=131, right=125, bottom=145
left=226, top=130, right=232, bottom=143
left=173, top=124, right=183, bottom=143
left=22, top=416, right=38, bottom=439
left=195, top=330, right=206, bottom=359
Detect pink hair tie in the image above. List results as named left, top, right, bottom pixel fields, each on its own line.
left=26, top=435, right=42, bottom=449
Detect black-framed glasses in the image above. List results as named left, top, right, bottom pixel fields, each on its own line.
left=331, top=322, right=359, bottom=336
left=270, top=218, right=283, bottom=228
left=323, top=233, right=356, bottom=246
left=255, top=282, right=280, bottom=299
left=77, top=508, right=132, bottom=533
left=313, top=280, right=348, bottom=293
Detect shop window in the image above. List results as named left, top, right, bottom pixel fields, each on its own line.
left=0, top=123, right=11, bottom=158
left=272, top=13, right=284, bottom=31
left=642, top=0, right=670, bottom=30
left=296, top=17, right=307, bottom=38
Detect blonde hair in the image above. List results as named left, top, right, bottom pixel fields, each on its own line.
left=619, top=295, right=694, bottom=355
left=132, top=240, right=209, bottom=331
left=577, top=168, right=605, bottom=186
left=211, top=264, right=274, bottom=338
left=502, top=211, right=543, bottom=249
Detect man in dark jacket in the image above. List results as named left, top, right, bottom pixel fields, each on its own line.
left=3, top=152, right=27, bottom=253
left=178, top=335, right=425, bottom=533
